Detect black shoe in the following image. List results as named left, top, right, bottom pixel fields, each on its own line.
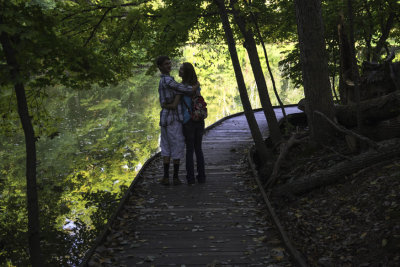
left=160, top=177, right=170, bottom=186
left=197, top=176, right=206, bottom=184
left=173, top=177, right=183, bottom=185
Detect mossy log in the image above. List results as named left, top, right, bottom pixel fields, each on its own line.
left=298, top=91, right=400, bottom=141
left=272, top=138, right=400, bottom=197
left=362, top=115, right=400, bottom=141
left=298, top=91, right=400, bottom=127
left=335, top=91, right=400, bottom=127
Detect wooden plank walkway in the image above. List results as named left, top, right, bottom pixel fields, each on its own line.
left=86, top=107, right=302, bottom=267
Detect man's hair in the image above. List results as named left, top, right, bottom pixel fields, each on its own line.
left=156, top=55, right=170, bottom=67
left=181, top=62, right=198, bottom=86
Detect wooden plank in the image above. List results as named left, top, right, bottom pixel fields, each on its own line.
left=114, top=253, right=272, bottom=266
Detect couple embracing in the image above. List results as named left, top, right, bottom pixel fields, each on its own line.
left=156, top=56, right=206, bottom=186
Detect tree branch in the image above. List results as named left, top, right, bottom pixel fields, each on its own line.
left=372, top=11, right=395, bottom=61
left=84, top=7, right=112, bottom=47
left=314, top=110, right=378, bottom=149
left=61, top=0, right=152, bottom=21
left=61, top=19, right=93, bottom=36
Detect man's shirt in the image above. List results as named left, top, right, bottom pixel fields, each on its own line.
left=158, top=74, right=192, bottom=127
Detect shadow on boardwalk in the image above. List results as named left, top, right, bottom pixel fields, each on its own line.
left=84, top=107, right=302, bottom=266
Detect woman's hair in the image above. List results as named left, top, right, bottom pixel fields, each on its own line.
left=181, top=62, right=198, bottom=86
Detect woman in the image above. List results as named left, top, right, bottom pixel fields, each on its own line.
left=179, top=62, right=206, bottom=184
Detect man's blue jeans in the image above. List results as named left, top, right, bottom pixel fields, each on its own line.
left=183, top=119, right=206, bottom=183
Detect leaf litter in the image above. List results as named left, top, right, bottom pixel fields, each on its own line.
left=270, top=137, right=400, bottom=266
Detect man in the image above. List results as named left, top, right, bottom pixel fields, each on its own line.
left=156, top=56, right=198, bottom=185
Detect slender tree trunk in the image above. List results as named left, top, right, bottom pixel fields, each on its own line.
left=0, top=29, right=43, bottom=267
left=257, top=29, right=288, bottom=122
left=338, top=14, right=353, bottom=104
left=347, top=0, right=362, bottom=131
left=330, top=49, right=339, bottom=103
left=230, top=0, right=282, bottom=144
left=363, top=2, right=373, bottom=62
left=244, top=0, right=288, bottom=123
left=294, top=0, right=335, bottom=143
left=214, top=0, right=271, bottom=161
left=372, top=10, right=395, bottom=61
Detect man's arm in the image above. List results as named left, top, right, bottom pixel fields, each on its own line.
left=162, top=94, right=182, bottom=110
left=165, top=76, right=199, bottom=96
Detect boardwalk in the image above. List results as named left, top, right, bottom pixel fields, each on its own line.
left=86, top=107, right=302, bottom=266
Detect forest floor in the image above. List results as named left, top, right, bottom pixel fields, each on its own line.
left=263, top=134, right=400, bottom=267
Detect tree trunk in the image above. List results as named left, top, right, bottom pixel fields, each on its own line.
left=294, top=0, right=336, bottom=143
left=214, top=0, right=271, bottom=161
left=0, top=28, right=43, bottom=267
left=230, top=0, right=282, bottom=144
left=272, top=138, right=400, bottom=197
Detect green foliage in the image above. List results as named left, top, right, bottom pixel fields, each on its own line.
left=276, top=0, right=400, bottom=89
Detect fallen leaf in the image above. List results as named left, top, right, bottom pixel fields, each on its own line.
left=360, top=232, right=367, bottom=239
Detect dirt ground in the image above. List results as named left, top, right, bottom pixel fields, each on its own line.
left=265, top=135, right=400, bottom=266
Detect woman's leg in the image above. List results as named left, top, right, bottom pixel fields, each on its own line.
left=194, top=120, right=206, bottom=182
left=183, top=121, right=195, bottom=184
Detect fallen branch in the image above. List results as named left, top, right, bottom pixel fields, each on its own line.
left=287, top=164, right=305, bottom=183
left=248, top=148, right=308, bottom=267
left=314, top=110, right=378, bottom=149
left=265, top=134, right=302, bottom=189
left=322, top=145, right=352, bottom=161
left=272, top=138, right=400, bottom=197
